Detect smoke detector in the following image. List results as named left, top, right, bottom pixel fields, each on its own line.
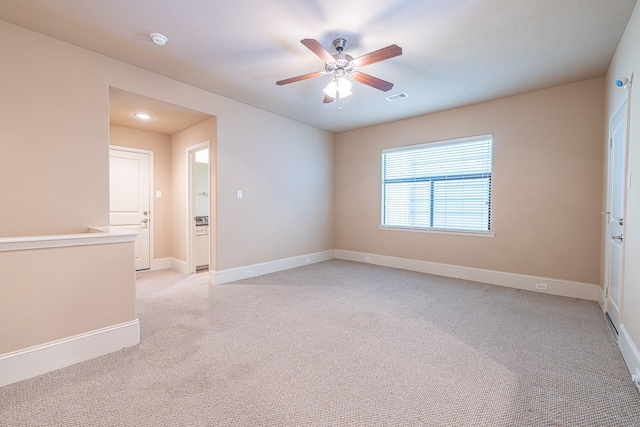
left=150, top=33, right=168, bottom=46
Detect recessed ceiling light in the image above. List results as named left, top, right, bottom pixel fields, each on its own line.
left=150, top=33, right=168, bottom=46
left=134, top=112, right=153, bottom=120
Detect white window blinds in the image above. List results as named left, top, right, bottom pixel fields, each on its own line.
left=382, top=135, right=493, bottom=233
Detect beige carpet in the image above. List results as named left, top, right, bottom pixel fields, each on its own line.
left=1, top=260, right=639, bottom=426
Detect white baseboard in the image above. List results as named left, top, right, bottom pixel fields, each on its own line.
left=0, top=319, right=139, bottom=388
left=171, top=257, right=189, bottom=274
left=335, top=250, right=599, bottom=301
left=619, top=324, right=640, bottom=381
left=212, top=250, right=335, bottom=285
left=151, top=258, right=171, bottom=271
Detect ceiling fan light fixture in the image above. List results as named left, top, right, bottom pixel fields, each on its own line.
left=323, top=76, right=352, bottom=98
left=276, top=38, right=402, bottom=105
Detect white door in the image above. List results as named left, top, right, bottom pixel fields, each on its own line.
left=109, top=148, right=151, bottom=271
left=605, top=99, right=627, bottom=333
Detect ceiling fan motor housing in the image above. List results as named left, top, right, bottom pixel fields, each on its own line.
left=326, top=52, right=355, bottom=74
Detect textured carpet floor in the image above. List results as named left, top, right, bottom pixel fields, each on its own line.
left=1, top=260, right=639, bottom=426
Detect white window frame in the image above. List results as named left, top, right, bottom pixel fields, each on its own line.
left=379, top=134, right=495, bottom=237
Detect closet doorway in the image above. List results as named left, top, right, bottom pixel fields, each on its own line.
left=188, top=142, right=211, bottom=273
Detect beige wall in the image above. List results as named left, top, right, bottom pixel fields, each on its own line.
left=335, top=78, right=604, bottom=284
left=109, top=125, right=172, bottom=259
left=0, top=20, right=334, bottom=355
left=0, top=24, right=109, bottom=237
left=605, top=4, right=640, bottom=352
left=0, top=242, right=136, bottom=354
left=0, top=19, right=334, bottom=271
left=216, top=110, right=335, bottom=269
left=170, top=117, right=217, bottom=266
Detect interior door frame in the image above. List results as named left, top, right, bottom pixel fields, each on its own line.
left=603, top=96, right=629, bottom=320
left=109, top=145, right=154, bottom=270
left=186, top=140, right=211, bottom=274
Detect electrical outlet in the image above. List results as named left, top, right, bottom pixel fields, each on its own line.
left=306, top=258, right=311, bottom=264
left=535, top=283, right=548, bottom=291
left=244, top=270, right=252, bottom=277
left=364, top=256, right=371, bottom=263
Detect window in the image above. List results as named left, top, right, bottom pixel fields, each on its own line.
left=381, top=135, right=493, bottom=233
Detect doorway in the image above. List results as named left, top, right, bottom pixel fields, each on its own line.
left=188, top=142, right=211, bottom=274
left=604, top=98, right=628, bottom=335
left=109, top=87, right=215, bottom=274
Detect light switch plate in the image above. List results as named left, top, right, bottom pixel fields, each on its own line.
left=236, top=190, right=243, bottom=199
left=156, top=191, right=162, bottom=199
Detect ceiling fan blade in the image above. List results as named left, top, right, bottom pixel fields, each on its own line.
left=353, top=73, right=394, bottom=92
left=301, top=39, right=336, bottom=64
left=352, top=44, right=402, bottom=67
left=323, top=95, right=335, bottom=104
left=276, top=71, right=324, bottom=86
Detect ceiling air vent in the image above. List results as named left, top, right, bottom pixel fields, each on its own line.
left=385, top=92, right=409, bottom=102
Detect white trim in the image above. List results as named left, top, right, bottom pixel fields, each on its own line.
left=110, top=145, right=153, bottom=155
left=378, top=225, right=495, bottom=238
left=171, top=257, right=189, bottom=274
left=335, top=250, right=599, bottom=301
left=151, top=258, right=172, bottom=271
left=0, top=226, right=137, bottom=252
left=212, top=250, right=335, bottom=285
left=0, top=319, right=139, bottom=388
left=619, top=324, right=640, bottom=381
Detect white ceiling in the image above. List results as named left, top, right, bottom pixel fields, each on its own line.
left=0, top=0, right=636, bottom=133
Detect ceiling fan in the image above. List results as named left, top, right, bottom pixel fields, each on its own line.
left=276, top=38, right=402, bottom=105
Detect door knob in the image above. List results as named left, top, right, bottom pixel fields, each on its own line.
left=619, top=218, right=624, bottom=226
left=612, top=234, right=623, bottom=241
left=141, top=218, right=149, bottom=224
left=143, top=211, right=149, bottom=216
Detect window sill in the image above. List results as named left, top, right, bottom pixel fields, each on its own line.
left=378, top=225, right=495, bottom=238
